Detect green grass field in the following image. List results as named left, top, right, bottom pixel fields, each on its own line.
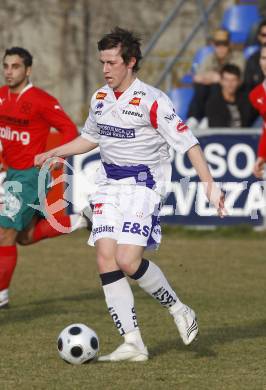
left=1, top=228, right=266, bottom=390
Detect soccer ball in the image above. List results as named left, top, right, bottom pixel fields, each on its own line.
left=57, top=323, right=99, bottom=364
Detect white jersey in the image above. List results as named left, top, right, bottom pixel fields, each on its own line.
left=81, top=78, right=198, bottom=197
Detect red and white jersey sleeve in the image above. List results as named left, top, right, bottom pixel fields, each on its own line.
left=249, top=82, right=266, bottom=159
left=149, top=93, right=198, bottom=154
left=80, top=78, right=198, bottom=196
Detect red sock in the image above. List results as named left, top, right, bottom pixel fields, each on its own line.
left=32, top=215, right=72, bottom=242
left=0, top=246, right=17, bottom=290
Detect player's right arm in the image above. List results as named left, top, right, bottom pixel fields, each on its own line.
left=34, top=135, right=98, bottom=167
left=35, top=104, right=100, bottom=167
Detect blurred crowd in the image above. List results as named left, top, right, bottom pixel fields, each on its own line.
left=186, top=19, right=266, bottom=130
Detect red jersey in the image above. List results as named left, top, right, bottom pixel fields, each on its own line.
left=249, top=82, right=266, bottom=159
left=0, top=84, right=78, bottom=169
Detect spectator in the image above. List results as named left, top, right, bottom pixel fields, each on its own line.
left=258, top=0, right=266, bottom=19
left=244, top=20, right=266, bottom=94
left=187, top=29, right=245, bottom=129
left=205, top=64, right=257, bottom=128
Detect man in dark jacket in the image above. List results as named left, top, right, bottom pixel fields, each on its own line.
left=206, top=64, right=257, bottom=128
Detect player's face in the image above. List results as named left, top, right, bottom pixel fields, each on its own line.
left=220, top=72, right=240, bottom=95
left=99, top=46, right=136, bottom=91
left=260, top=47, right=266, bottom=77
left=3, top=54, right=31, bottom=92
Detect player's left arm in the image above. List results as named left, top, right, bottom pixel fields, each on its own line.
left=187, top=144, right=225, bottom=216
left=152, top=94, right=225, bottom=217
left=40, top=95, right=78, bottom=143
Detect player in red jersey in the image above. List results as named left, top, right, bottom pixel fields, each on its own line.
left=249, top=45, right=266, bottom=178
left=0, top=47, right=90, bottom=308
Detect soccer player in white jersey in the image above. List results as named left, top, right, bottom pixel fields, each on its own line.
left=35, top=27, right=225, bottom=362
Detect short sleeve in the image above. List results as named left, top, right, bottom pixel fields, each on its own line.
left=150, top=93, right=199, bottom=154
left=81, top=108, right=100, bottom=144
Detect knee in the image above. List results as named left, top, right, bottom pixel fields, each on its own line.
left=115, top=253, right=141, bottom=276
left=0, top=227, right=17, bottom=246
left=16, top=233, right=32, bottom=246
left=96, top=242, right=117, bottom=274
left=97, top=253, right=115, bottom=273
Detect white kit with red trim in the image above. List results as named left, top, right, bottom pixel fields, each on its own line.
left=81, top=78, right=198, bottom=197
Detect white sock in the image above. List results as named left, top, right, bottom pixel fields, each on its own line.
left=69, top=214, right=87, bottom=232
left=101, top=271, right=139, bottom=336
left=124, top=329, right=145, bottom=350
left=132, top=259, right=183, bottom=311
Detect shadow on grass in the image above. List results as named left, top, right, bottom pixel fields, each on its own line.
left=150, top=320, right=266, bottom=359
left=0, top=289, right=103, bottom=325
left=2, top=289, right=266, bottom=363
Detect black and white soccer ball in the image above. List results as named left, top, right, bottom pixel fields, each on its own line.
left=57, top=323, right=99, bottom=364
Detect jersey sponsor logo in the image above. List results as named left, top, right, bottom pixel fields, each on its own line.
left=92, top=224, right=114, bottom=236
left=93, top=203, right=103, bottom=215
left=0, top=115, right=29, bottom=126
left=164, top=109, right=177, bottom=122
left=122, top=109, right=143, bottom=118
left=129, top=97, right=141, bottom=106
left=95, top=101, right=104, bottom=116
left=0, top=97, right=5, bottom=105
left=96, top=92, right=107, bottom=100
left=133, top=90, right=146, bottom=96
left=176, top=120, right=188, bottom=133
left=0, top=126, right=30, bottom=145
left=122, top=221, right=150, bottom=237
left=96, top=102, right=104, bottom=109
left=97, top=123, right=135, bottom=138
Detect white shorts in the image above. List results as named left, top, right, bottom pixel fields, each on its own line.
left=88, top=184, right=162, bottom=249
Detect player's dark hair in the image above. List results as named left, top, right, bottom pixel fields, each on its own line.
left=257, top=19, right=266, bottom=35
left=221, top=63, right=241, bottom=78
left=97, top=27, right=142, bottom=72
left=3, top=47, right=33, bottom=67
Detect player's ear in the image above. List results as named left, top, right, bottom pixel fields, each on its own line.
left=26, top=66, right=32, bottom=77
left=128, top=57, right=136, bottom=70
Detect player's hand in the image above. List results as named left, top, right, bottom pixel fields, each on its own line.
left=50, top=161, right=64, bottom=171
left=34, top=152, right=55, bottom=167
left=217, top=191, right=226, bottom=218
left=253, top=157, right=265, bottom=178
left=208, top=186, right=226, bottom=218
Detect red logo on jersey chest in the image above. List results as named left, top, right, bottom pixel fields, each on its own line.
left=176, top=120, right=188, bottom=133
left=96, top=92, right=107, bottom=100
left=20, top=102, right=32, bottom=114
left=129, top=97, right=141, bottom=106
left=93, top=203, right=103, bottom=215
